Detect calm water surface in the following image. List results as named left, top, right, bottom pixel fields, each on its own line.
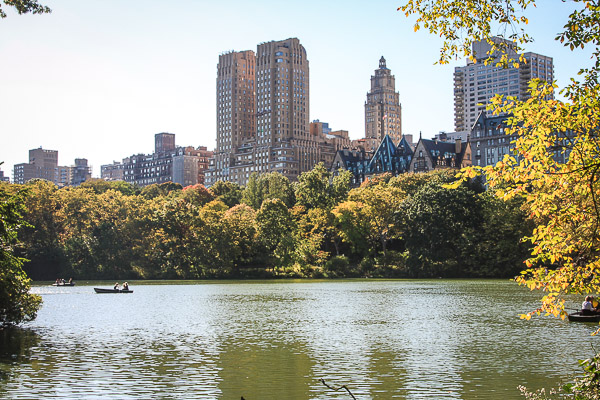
left=0, top=280, right=597, bottom=399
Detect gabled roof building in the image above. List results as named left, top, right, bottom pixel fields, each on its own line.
left=331, top=134, right=413, bottom=186
left=410, top=136, right=472, bottom=173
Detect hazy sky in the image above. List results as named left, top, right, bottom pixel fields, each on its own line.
left=0, top=0, right=593, bottom=178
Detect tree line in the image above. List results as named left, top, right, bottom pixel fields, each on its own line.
left=0, top=164, right=533, bottom=281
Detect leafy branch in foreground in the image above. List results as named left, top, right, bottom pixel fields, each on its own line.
left=399, top=0, right=600, bottom=331
left=0, top=185, right=42, bottom=327
left=518, top=351, right=600, bottom=399
left=0, top=0, right=51, bottom=19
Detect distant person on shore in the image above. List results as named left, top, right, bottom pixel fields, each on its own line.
left=114, top=282, right=120, bottom=290
left=122, top=282, right=129, bottom=291
left=582, top=296, right=595, bottom=314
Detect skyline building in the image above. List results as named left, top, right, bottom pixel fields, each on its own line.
left=14, top=147, right=60, bottom=184
left=207, top=37, right=345, bottom=187
left=120, top=133, right=212, bottom=187
left=364, top=56, right=402, bottom=152
left=213, top=50, right=256, bottom=184
left=254, top=37, right=311, bottom=181
left=453, top=38, right=554, bottom=132
left=13, top=147, right=91, bottom=186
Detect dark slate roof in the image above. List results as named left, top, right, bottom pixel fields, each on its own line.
left=471, top=111, right=509, bottom=132
left=420, top=139, right=468, bottom=167
left=367, top=135, right=396, bottom=171
left=335, top=149, right=366, bottom=165
left=396, top=136, right=414, bottom=157
left=366, top=134, right=412, bottom=175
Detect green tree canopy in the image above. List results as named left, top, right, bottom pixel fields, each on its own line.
left=80, top=179, right=138, bottom=196
left=209, top=180, right=243, bottom=208
left=140, top=182, right=182, bottom=200
left=295, top=163, right=351, bottom=210
left=242, top=172, right=295, bottom=209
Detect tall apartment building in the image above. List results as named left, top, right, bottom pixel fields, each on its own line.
left=454, top=38, right=554, bottom=132
left=364, top=57, right=402, bottom=152
left=208, top=38, right=326, bottom=187
left=213, top=50, right=256, bottom=184
left=254, top=38, right=310, bottom=181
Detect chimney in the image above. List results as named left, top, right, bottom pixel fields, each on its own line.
left=455, top=138, right=462, bottom=154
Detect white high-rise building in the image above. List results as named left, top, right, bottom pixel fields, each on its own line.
left=453, top=38, right=554, bottom=132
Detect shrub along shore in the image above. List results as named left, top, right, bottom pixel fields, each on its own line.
left=3, top=165, right=533, bottom=281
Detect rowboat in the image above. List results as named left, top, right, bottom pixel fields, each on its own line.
left=52, top=282, right=75, bottom=286
left=93, top=288, right=133, bottom=294
left=567, top=311, right=600, bottom=322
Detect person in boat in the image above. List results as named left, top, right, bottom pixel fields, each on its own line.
left=114, top=282, right=120, bottom=290
left=582, top=296, right=596, bottom=315
left=68, top=278, right=73, bottom=284
left=122, top=282, right=129, bottom=291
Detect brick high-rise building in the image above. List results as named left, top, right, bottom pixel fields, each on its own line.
left=213, top=50, right=256, bottom=184
left=364, top=57, right=402, bottom=152
left=454, top=37, right=554, bottom=132
left=254, top=37, right=310, bottom=181
left=13, top=147, right=59, bottom=184
left=13, top=148, right=91, bottom=186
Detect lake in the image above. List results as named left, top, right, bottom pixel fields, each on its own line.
left=0, top=280, right=597, bottom=399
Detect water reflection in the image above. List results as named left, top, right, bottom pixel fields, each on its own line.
left=1, top=280, right=596, bottom=399
left=218, top=342, right=313, bottom=399
left=0, top=326, right=40, bottom=393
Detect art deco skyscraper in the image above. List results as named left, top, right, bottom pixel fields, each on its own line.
left=213, top=50, right=256, bottom=182
left=453, top=38, right=554, bottom=132
left=255, top=38, right=310, bottom=180
left=364, top=57, right=402, bottom=152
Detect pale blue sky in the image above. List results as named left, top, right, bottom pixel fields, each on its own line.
left=0, top=0, right=592, bottom=178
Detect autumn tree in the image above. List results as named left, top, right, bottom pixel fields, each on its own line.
left=19, top=179, right=64, bottom=280
left=220, top=204, right=259, bottom=271
left=256, top=198, right=296, bottom=270
left=180, top=184, right=214, bottom=207
left=399, top=0, right=600, bottom=320
left=293, top=165, right=352, bottom=272
left=0, top=183, right=42, bottom=326
left=79, top=179, right=138, bottom=196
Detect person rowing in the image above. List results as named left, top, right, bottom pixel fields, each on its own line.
left=582, top=296, right=596, bottom=315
